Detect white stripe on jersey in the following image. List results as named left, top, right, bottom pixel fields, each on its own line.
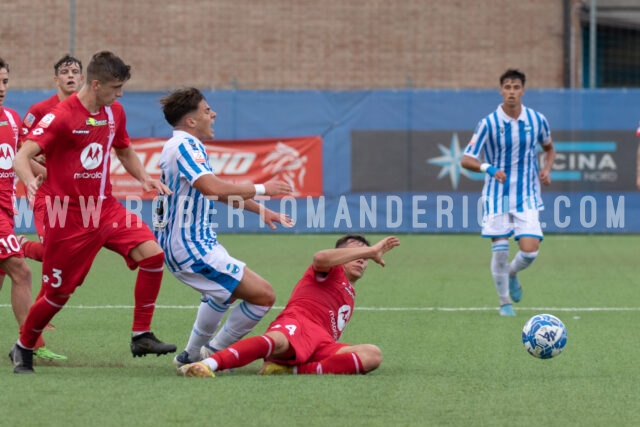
left=463, top=104, right=551, bottom=215
left=155, top=130, right=218, bottom=271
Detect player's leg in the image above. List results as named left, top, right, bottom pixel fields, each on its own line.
left=180, top=331, right=290, bottom=377
left=205, top=273, right=274, bottom=352
left=290, top=343, right=378, bottom=375
left=19, top=194, right=47, bottom=262
left=174, top=294, right=230, bottom=366
left=199, top=249, right=274, bottom=353
left=105, top=203, right=176, bottom=357
left=482, top=213, right=515, bottom=316
left=0, top=255, right=32, bottom=326
left=509, top=211, right=543, bottom=302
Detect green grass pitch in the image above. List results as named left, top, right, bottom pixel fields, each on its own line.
left=1, top=233, right=640, bottom=426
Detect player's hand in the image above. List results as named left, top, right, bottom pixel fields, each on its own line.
left=370, top=236, right=400, bottom=267
left=494, top=170, right=507, bottom=184
left=263, top=178, right=293, bottom=197
left=539, top=170, right=552, bottom=185
left=27, top=175, right=44, bottom=204
left=142, top=178, right=173, bottom=195
left=262, top=210, right=295, bottom=230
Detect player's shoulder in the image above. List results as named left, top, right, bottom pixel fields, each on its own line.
left=1, top=106, right=20, bottom=120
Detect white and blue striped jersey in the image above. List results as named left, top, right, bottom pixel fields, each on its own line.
left=463, top=105, right=552, bottom=215
left=154, top=130, right=218, bottom=272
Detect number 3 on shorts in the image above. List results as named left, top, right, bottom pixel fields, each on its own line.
left=50, top=268, right=63, bottom=288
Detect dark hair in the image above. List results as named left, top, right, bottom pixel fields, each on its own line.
left=335, top=234, right=371, bottom=248
left=159, top=87, right=205, bottom=127
left=500, top=69, right=526, bottom=86
left=0, top=57, right=9, bottom=72
left=54, top=54, right=83, bottom=75
left=86, top=51, right=130, bottom=83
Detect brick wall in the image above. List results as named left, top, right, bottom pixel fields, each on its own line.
left=0, top=0, right=574, bottom=90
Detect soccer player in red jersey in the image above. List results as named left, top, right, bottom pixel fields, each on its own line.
left=19, top=54, right=84, bottom=263
left=179, top=234, right=400, bottom=377
left=0, top=57, right=42, bottom=357
left=9, top=51, right=176, bottom=374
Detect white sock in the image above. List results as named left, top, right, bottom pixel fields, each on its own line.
left=491, top=241, right=510, bottom=305
left=509, top=250, right=538, bottom=277
left=201, top=357, right=219, bottom=371
left=185, top=297, right=230, bottom=360
left=208, top=301, right=271, bottom=350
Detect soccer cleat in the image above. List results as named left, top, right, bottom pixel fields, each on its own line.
left=9, top=343, right=35, bottom=374
left=499, top=304, right=516, bottom=317
left=130, top=332, right=177, bottom=357
left=34, top=347, right=67, bottom=361
left=178, top=362, right=215, bottom=378
left=199, top=343, right=219, bottom=360
left=509, top=275, right=522, bottom=303
left=172, top=350, right=201, bottom=368
left=258, top=362, right=293, bottom=375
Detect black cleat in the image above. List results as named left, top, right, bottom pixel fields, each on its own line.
left=9, top=343, right=35, bottom=374
left=130, top=332, right=177, bottom=358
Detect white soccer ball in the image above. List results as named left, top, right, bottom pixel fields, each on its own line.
left=521, top=313, right=567, bottom=359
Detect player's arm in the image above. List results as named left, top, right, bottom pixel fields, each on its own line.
left=13, top=140, right=44, bottom=200
left=193, top=174, right=292, bottom=201
left=539, top=140, right=555, bottom=185
left=461, top=154, right=506, bottom=184
left=114, top=146, right=172, bottom=195
left=236, top=198, right=294, bottom=229
left=312, top=236, right=400, bottom=273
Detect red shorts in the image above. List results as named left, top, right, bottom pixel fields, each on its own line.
left=0, top=209, right=24, bottom=263
left=41, top=198, right=155, bottom=295
left=265, top=309, right=349, bottom=365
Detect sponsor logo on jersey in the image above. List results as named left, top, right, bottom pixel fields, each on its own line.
left=38, top=113, right=55, bottom=128
left=80, top=142, right=103, bottom=170
left=23, top=113, right=35, bottom=128
left=0, top=143, right=15, bottom=170
left=73, top=129, right=90, bottom=134
left=337, top=304, right=352, bottom=331
left=86, top=117, right=107, bottom=126
left=32, top=128, right=44, bottom=136
left=0, top=121, right=8, bottom=127
left=193, top=150, right=206, bottom=163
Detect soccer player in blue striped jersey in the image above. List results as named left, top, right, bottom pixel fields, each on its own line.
left=461, top=69, right=556, bottom=317
left=156, top=88, right=294, bottom=366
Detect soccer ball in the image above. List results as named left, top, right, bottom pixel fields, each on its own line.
left=521, top=314, right=567, bottom=359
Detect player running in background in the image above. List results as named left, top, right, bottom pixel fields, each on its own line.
left=178, top=234, right=400, bottom=377
left=0, top=57, right=65, bottom=362
left=10, top=51, right=176, bottom=374
left=155, top=87, right=294, bottom=368
left=19, top=54, right=84, bottom=263
left=461, top=68, right=556, bottom=317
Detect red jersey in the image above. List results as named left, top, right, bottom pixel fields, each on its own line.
left=282, top=264, right=356, bottom=342
left=27, top=94, right=130, bottom=206
left=22, top=94, right=61, bottom=197
left=0, top=107, right=21, bottom=215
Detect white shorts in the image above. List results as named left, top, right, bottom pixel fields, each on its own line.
left=171, top=243, right=246, bottom=304
left=481, top=211, right=543, bottom=241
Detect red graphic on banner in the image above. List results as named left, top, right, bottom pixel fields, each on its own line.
left=16, top=136, right=323, bottom=199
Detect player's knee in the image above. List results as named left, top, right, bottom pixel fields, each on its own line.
left=359, top=344, right=383, bottom=373
left=254, top=279, right=276, bottom=306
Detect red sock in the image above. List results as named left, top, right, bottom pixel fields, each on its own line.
left=296, top=352, right=364, bottom=375
left=20, top=293, right=68, bottom=349
left=213, top=335, right=275, bottom=370
left=22, top=241, right=44, bottom=262
left=132, top=252, right=164, bottom=332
